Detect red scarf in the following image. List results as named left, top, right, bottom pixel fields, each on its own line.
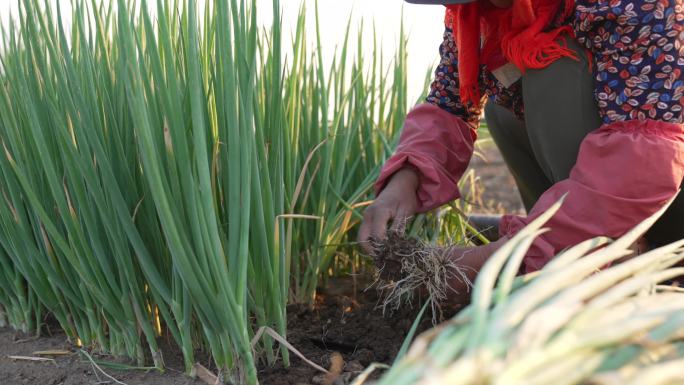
left=446, top=0, right=576, bottom=107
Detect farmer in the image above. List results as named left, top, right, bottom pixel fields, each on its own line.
left=359, top=0, right=684, bottom=296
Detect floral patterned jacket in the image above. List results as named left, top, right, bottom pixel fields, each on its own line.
left=376, top=0, right=684, bottom=272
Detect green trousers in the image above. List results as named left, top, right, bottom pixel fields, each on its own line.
left=484, top=39, right=684, bottom=247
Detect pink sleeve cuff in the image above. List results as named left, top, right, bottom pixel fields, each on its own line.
left=375, top=103, right=477, bottom=213
left=501, top=119, right=684, bottom=273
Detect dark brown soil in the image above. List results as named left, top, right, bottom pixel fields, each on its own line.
left=370, top=231, right=423, bottom=282
left=257, top=279, right=437, bottom=385
left=0, top=327, right=203, bottom=385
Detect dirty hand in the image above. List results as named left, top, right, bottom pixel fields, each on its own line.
left=358, top=168, right=419, bottom=254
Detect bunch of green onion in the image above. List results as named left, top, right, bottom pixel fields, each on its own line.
left=377, top=199, right=684, bottom=385
left=0, top=0, right=423, bottom=383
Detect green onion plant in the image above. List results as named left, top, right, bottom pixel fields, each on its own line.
left=0, top=0, right=451, bottom=383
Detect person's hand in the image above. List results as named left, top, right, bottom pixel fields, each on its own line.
left=443, top=237, right=509, bottom=306
left=358, top=168, right=420, bottom=254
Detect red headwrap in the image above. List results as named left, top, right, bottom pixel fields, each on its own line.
left=445, top=0, right=576, bottom=107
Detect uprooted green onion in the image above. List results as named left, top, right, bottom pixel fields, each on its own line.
left=377, top=200, right=684, bottom=385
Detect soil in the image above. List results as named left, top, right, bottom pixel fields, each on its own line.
left=257, top=280, right=440, bottom=385
left=0, top=327, right=203, bottom=385
left=370, top=231, right=422, bottom=282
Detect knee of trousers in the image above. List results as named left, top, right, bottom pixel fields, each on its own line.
left=484, top=102, right=526, bottom=144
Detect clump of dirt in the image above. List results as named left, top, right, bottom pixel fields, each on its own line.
left=370, top=231, right=472, bottom=320
left=257, top=286, right=436, bottom=385
left=369, top=230, right=421, bottom=282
